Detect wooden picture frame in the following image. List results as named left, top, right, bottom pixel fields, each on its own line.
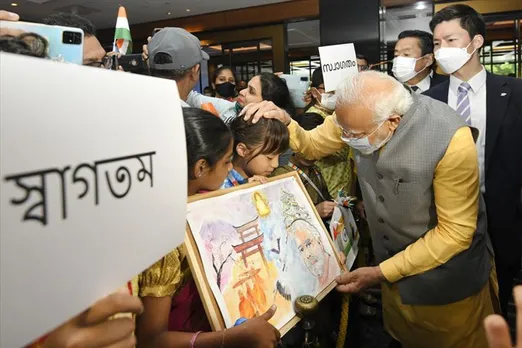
left=184, top=171, right=343, bottom=335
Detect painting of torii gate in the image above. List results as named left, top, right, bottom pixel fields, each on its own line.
left=186, top=175, right=341, bottom=333
left=232, top=217, right=269, bottom=273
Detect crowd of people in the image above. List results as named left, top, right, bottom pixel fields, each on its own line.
left=0, top=2, right=521, bottom=348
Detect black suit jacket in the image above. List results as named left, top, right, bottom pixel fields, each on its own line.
left=429, top=73, right=449, bottom=89
left=424, top=73, right=522, bottom=267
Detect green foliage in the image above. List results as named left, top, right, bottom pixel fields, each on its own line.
left=485, top=62, right=517, bottom=76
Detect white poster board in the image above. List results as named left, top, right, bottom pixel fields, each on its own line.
left=0, top=53, right=187, bottom=347
left=318, top=43, right=358, bottom=92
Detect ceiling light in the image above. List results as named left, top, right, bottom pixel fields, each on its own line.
left=416, top=2, right=427, bottom=10
left=186, top=9, right=191, bottom=12
left=11, top=2, right=18, bottom=6
left=167, top=12, right=171, bottom=15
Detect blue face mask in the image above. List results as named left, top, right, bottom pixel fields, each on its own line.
left=340, top=119, right=393, bottom=155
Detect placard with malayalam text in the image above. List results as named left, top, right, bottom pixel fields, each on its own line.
left=319, top=43, right=358, bottom=92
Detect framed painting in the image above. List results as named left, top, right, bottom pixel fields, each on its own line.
left=185, top=172, right=342, bottom=335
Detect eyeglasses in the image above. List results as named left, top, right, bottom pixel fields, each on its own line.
left=333, top=116, right=386, bottom=139
left=85, top=55, right=115, bottom=69
left=358, top=65, right=369, bottom=71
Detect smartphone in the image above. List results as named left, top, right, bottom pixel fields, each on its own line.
left=279, top=74, right=310, bottom=109
left=118, top=54, right=147, bottom=74
left=0, top=21, right=84, bottom=65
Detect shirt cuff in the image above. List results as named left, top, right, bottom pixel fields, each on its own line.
left=379, top=258, right=403, bottom=283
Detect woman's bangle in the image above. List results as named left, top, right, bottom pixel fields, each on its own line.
left=190, top=331, right=203, bottom=348
left=221, top=328, right=227, bottom=348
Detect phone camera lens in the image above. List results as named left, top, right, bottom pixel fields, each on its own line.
left=63, top=31, right=82, bottom=45
left=73, top=33, right=82, bottom=44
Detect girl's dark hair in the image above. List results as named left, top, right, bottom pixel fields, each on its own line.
left=183, top=108, right=233, bottom=179
left=213, top=66, right=237, bottom=84
left=0, top=33, right=49, bottom=58
left=229, top=116, right=289, bottom=161
left=311, top=68, right=324, bottom=88
left=259, top=72, right=295, bottom=117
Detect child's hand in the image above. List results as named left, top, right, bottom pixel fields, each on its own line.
left=235, top=305, right=281, bottom=347
left=316, top=201, right=337, bottom=218
left=248, top=175, right=268, bottom=185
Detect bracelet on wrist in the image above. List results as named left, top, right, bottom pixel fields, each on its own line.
left=190, top=331, right=203, bottom=348
left=221, top=328, right=227, bottom=348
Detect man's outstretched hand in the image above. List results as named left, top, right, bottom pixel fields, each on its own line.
left=240, top=101, right=292, bottom=126
left=336, top=266, right=385, bottom=294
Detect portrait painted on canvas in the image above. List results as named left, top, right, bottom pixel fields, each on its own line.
left=185, top=174, right=341, bottom=333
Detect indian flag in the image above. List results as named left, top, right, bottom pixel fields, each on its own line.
left=113, top=6, right=132, bottom=54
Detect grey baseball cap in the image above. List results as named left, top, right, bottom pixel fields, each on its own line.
left=148, top=27, right=209, bottom=70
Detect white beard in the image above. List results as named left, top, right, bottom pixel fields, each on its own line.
left=307, top=254, right=326, bottom=278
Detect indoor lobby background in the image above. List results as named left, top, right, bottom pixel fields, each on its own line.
left=10, top=0, right=519, bottom=93
left=2, top=1, right=521, bottom=347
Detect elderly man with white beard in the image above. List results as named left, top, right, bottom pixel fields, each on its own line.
left=241, top=70, right=498, bottom=348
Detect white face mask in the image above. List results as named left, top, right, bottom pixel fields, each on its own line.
left=435, top=39, right=477, bottom=74
left=320, top=93, right=337, bottom=111
left=392, top=56, right=427, bottom=83
left=340, top=119, right=393, bottom=155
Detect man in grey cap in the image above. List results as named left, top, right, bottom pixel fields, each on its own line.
left=147, top=27, right=236, bottom=122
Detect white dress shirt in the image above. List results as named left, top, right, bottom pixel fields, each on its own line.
left=412, top=74, right=431, bottom=93
left=448, top=67, right=487, bottom=193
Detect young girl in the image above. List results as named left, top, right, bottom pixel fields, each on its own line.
left=222, top=116, right=290, bottom=188
left=135, top=108, right=281, bottom=348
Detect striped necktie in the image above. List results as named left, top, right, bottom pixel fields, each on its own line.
left=456, top=82, right=472, bottom=125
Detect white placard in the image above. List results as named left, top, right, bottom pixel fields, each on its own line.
left=0, top=53, right=187, bottom=347
left=318, top=43, right=358, bottom=92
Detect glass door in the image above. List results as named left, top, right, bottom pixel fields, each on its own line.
left=481, top=16, right=521, bottom=78
left=204, top=39, right=274, bottom=87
